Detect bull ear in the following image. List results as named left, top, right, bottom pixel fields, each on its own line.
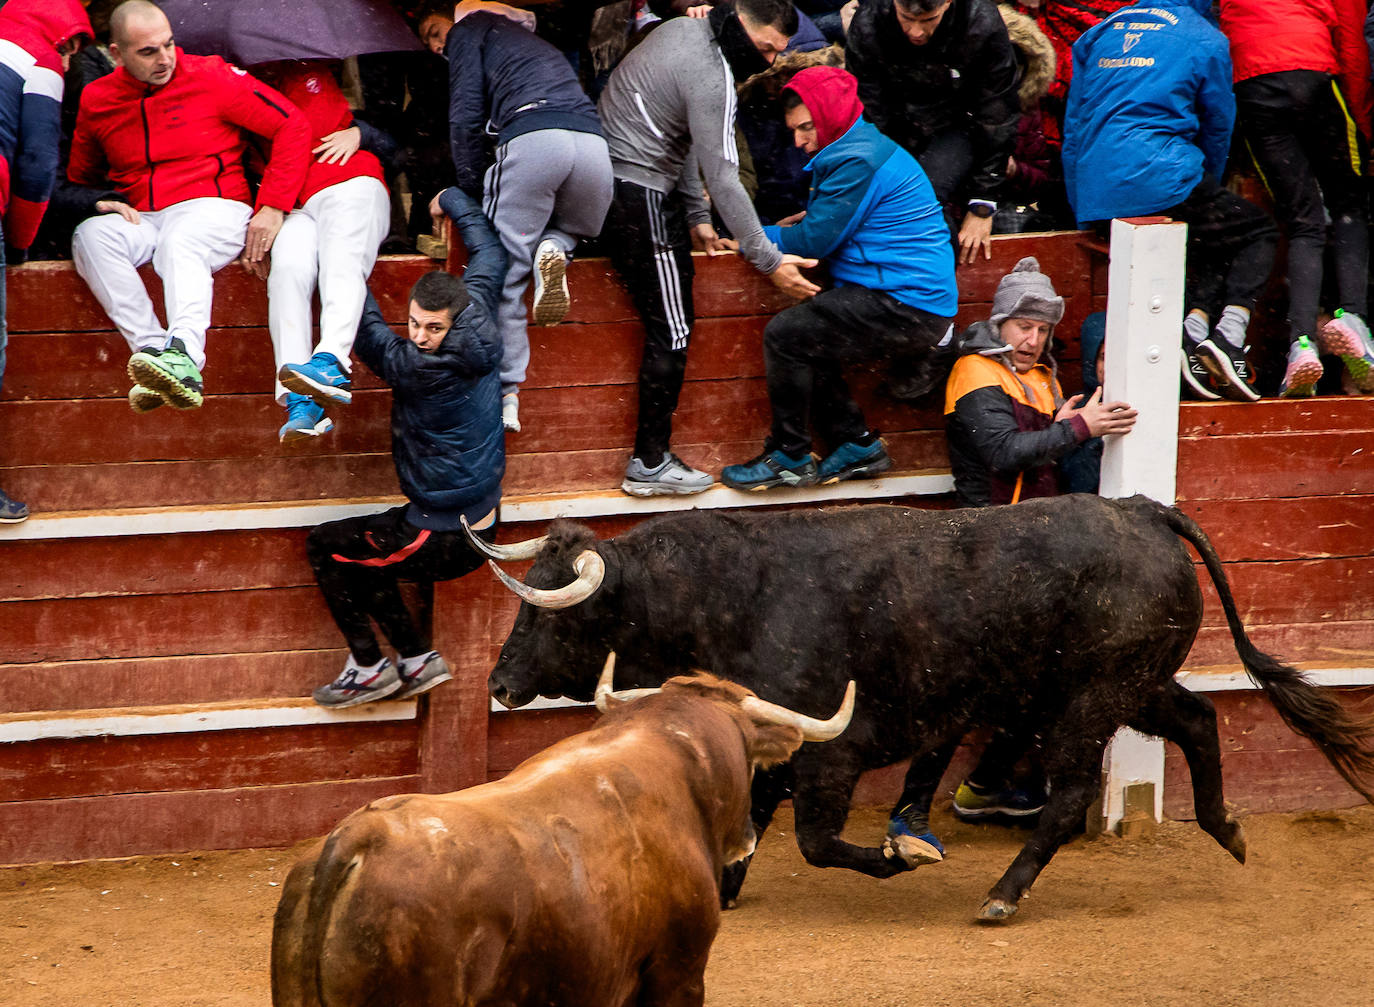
left=747, top=721, right=807, bottom=769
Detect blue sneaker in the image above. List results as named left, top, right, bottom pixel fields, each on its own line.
left=279, top=352, right=352, bottom=405
left=817, top=439, right=892, bottom=484
left=0, top=487, right=29, bottom=524
left=279, top=393, right=335, bottom=444
left=885, top=806, right=945, bottom=865
left=720, top=448, right=817, bottom=491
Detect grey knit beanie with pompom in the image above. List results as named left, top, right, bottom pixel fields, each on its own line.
left=990, top=256, right=1064, bottom=327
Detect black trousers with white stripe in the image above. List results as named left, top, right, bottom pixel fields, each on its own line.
left=603, top=178, right=696, bottom=465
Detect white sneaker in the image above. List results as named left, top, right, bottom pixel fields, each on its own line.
left=532, top=239, right=569, bottom=327
left=621, top=453, right=714, bottom=496
left=312, top=656, right=402, bottom=708
left=502, top=391, right=521, bottom=433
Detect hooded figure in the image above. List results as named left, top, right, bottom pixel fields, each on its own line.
left=720, top=65, right=958, bottom=492
left=943, top=256, right=1092, bottom=507
left=0, top=0, right=92, bottom=524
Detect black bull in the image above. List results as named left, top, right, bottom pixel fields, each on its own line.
left=477, top=494, right=1374, bottom=921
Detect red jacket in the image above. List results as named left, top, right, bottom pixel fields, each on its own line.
left=1219, top=0, right=1371, bottom=129
left=272, top=62, right=385, bottom=206
left=67, top=50, right=310, bottom=213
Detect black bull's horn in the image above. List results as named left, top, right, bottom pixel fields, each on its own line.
left=594, top=653, right=857, bottom=742
left=488, top=549, right=605, bottom=609
left=460, top=514, right=548, bottom=562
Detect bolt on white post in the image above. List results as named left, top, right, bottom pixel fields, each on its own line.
left=1096, top=216, right=1187, bottom=833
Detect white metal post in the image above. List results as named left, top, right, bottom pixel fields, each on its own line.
left=1096, top=217, right=1187, bottom=831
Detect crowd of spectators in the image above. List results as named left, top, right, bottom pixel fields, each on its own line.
left=0, top=0, right=1371, bottom=702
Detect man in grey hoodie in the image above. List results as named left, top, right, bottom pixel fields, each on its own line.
left=598, top=0, right=820, bottom=496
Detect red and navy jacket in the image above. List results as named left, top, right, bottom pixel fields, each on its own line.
left=271, top=62, right=385, bottom=207
left=67, top=50, right=310, bottom=214
left=0, top=0, right=91, bottom=249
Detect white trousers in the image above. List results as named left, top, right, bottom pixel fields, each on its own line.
left=268, top=175, right=390, bottom=402
left=72, top=197, right=251, bottom=369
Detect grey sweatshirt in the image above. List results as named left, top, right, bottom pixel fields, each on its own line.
left=597, top=17, right=783, bottom=274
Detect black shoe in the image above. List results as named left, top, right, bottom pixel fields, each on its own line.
left=1195, top=333, right=1260, bottom=402
left=1180, top=345, right=1221, bottom=401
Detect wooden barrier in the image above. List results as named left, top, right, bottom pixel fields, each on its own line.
left=0, top=230, right=1367, bottom=864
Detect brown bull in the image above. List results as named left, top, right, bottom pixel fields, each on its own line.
left=271, top=656, right=855, bottom=1007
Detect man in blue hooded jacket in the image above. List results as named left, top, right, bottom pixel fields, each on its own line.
left=1062, top=0, right=1277, bottom=402
left=305, top=187, right=507, bottom=708
left=722, top=65, right=957, bottom=490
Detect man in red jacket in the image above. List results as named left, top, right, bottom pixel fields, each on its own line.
left=67, top=0, right=310, bottom=413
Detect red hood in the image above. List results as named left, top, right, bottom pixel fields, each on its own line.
left=0, top=0, right=92, bottom=74
left=782, top=66, right=863, bottom=150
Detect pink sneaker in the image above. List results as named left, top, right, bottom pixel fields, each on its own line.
left=1278, top=336, right=1323, bottom=398
left=1318, top=310, right=1374, bottom=392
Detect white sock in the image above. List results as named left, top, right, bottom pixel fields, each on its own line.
left=1183, top=309, right=1209, bottom=346
left=1215, top=305, right=1251, bottom=348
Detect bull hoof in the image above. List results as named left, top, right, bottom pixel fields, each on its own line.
left=881, top=833, right=944, bottom=868
left=976, top=898, right=1018, bottom=922
left=1224, top=821, right=1248, bottom=865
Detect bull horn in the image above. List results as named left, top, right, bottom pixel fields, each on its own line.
left=741, top=680, right=856, bottom=742
left=487, top=548, right=605, bottom=609
left=594, top=652, right=661, bottom=711
left=460, top=514, right=547, bottom=562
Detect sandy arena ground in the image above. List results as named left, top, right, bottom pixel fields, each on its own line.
left=2, top=803, right=1372, bottom=1007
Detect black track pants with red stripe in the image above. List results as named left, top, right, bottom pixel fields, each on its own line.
left=306, top=505, right=498, bottom=665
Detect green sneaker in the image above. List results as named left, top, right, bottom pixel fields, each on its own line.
left=127, top=342, right=204, bottom=410
left=953, top=780, right=1046, bottom=820
left=127, top=384, right=165, bottom=414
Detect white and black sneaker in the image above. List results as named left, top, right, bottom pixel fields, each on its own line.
left=621, top=453, right=714, bottom=496
left=1180, top=345, right=1222, bottom=401
left=1195, top=333, right=1260, bottom=402
left=532, top=239, right=570, bottom=326
left=312, top=656, right=402, bottom=708
left=392, top=651, right=453, bottom=700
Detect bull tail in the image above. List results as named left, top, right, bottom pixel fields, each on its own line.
left=1162, top=504, right=1374, bottom=803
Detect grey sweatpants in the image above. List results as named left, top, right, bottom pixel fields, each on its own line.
left=483, top=128, right=613, bottom=393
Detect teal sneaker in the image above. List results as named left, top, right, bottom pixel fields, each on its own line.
left=721, top=448, right=818, bottom=491
left=883, top=802, right=945, bottom=867
left=279, top=351, right=352, bottom=405
left=127, top=341, right=203, bottom=409
left=817, top=438, right=892, bottom=484
left=127, top=383, right=165, bottom=414
left=1319, top=310, right=1374, bottom=392
left=278, top=393, right=334, bottom=444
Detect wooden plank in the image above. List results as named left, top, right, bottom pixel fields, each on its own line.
left=1177, top=431, right=1374, bottom=500
left=1164, top=744, right=1365, bottom=818
left=0, top=721, right=419, bottom=801
left=0, top=776, right=420, bottom=864
left=0, top=648, right=348, bottom=708
left=425, top=576, right=496, bottom=792
left=0, top=650, right=348, bottom=713
left=1179, top=496, right=1374, bottom=562
left=1194, top=556, right=1374, bottom=627
left=0, top=454, right=400, bottom=512
left=1185, top=620, right=1374, bottom=668
left=4, top=256, right=433, bottom=334
left=0, top=528, right=313, bottom=601
left=0, top=586, right=339, bottom=664
left=1179, top=397, right=1374, bottom=438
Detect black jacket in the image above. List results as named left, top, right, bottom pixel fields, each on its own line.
left=445, top=11, right=603, bottom=199
left=845, top=0, right=1019, bottom=203
left=353, top=188, right=508, bottom=530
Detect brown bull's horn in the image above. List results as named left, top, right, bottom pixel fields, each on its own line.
left=460, top=514, right=548, bottom=562
left=594, top=652, right=661, bottom=711
left=487, top=549, right=605, bottom=609
left=741, top=681, right=857, bottom=742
